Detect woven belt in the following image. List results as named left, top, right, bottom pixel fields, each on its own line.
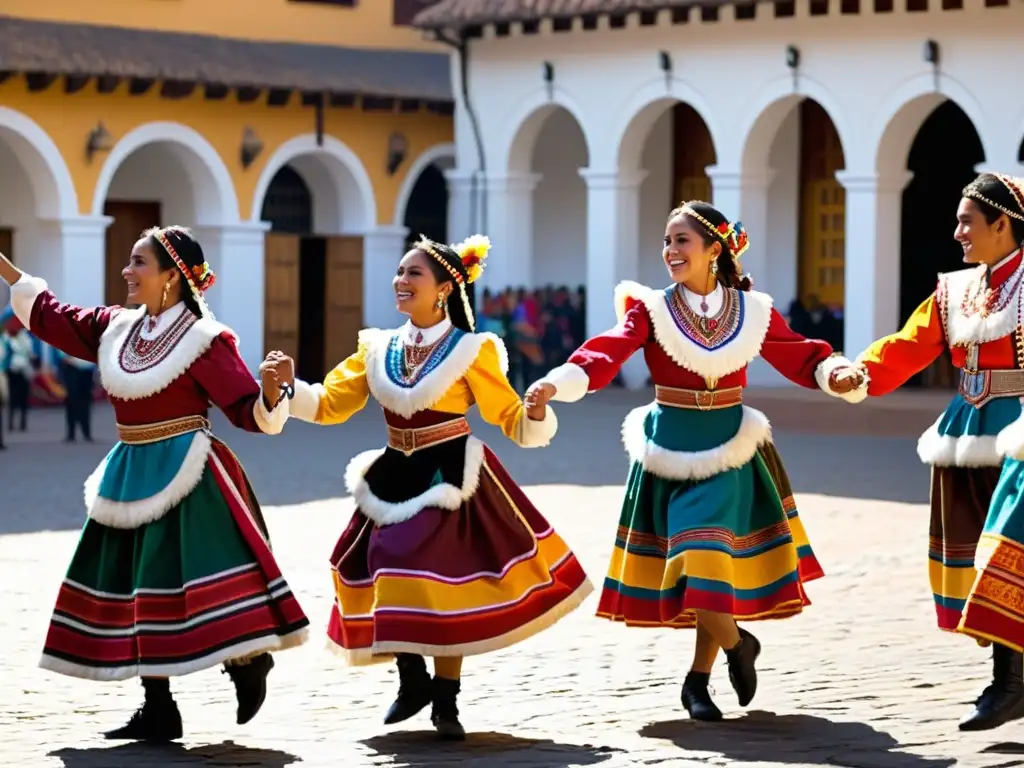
left=959, top=369, right=1024, bottom=408
left=655, top=385, right=743, bottom=411
left=387, top=417, right=471, bottom=456
left=117, top=415, right=211, bottom=445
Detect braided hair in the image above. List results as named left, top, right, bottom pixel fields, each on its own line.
left=415, top=238, right=476, bottom=333
left=667, top=201, right=753, bottom=291
left=962, top=173, right=1024, bottom=246
left=144, top=225, right=216, bottom=319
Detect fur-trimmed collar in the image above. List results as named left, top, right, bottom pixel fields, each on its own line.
left=940, top=260, right=1024, bottom=347
left=98, top=307, right=234, bottom=401
left=361, top=327, right=509, bottom=419
left=613, top=281, right=773, bottom=380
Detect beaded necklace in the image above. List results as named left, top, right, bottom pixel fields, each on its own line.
left=385, top=326, right=462, bottom=388
left=667, top=285, right=741, bottom=349
left=119, top=310, right=196, bottom=374
left=960, top=252, right=1024, bottom=320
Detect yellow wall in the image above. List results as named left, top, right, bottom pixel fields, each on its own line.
left=4, top=0, right=440, bottom=51
left=0, top=76, right=454, bottom=224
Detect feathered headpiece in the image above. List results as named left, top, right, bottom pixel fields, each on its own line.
left=453, top=234, right=491, bottom=284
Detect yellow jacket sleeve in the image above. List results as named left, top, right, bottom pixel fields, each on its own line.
left=464, top=337, right=558, bottom=448
left=856, top=294, right=946, bottom=396
left=310, top=342, right=371, bottom=425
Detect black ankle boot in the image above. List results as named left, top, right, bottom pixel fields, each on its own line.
left=725, top=627, right=761, bottom=707
left=959, top=644, right=1024, bottom=731
left=384, top=654, right=433, bottom=725
left=431, top=676, right=466, bottom=741
left=104, top=677, right=183, bottom=741
left=681, top=671, right=723, bottom=721
left=223, top=653, right=275, bottom=725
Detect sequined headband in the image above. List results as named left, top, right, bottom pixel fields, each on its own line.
left=680, top=207, right=751, bottom=260
left=415, top=236, right=465, bottom=285
left=964, top=175, right=1024, bottom=222
left=152, top=230, right=217, bottom=295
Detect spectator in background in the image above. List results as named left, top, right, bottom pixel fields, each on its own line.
left=2, top=315, right=35, bottom=432
left=59, top=351, right=97, bottom=443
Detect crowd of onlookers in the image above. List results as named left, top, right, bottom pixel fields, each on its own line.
left=476, top=286, right=589, bottom=393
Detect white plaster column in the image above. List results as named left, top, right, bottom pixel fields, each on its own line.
left=444, top=168, right=478, bottom=243
left=193, top=221, right=270, bottom=372
left=580, top=168, right=648, bottom=390
left=363, top=224, right=410, bottom=331
left=37, top=215, right=111, bottom=308
left=837, top=170, right=914, bottom=358
left=483, top=172, right=540, bottom=291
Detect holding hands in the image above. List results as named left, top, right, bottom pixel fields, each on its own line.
left=828, top=365, right=867, bottom=395
left=259, top=351, right=295, bottom=409
left=524, top=381, right=556, bottom=421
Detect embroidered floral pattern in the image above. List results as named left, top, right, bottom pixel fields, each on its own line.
left=119, top=311, right=197, bottom=374
left=960, top=261, right=1024, bottom=320
left=385, top=328, right=465, bottom=388
left=665, top=285, right=743, bottom=350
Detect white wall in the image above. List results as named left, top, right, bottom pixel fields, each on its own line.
left=764, top=105, right=801, bottom=313
left=0, top=138, right=41, bottom=308
left=531, top=108, right=589, bottom=289
left=639, top=108, right=673, bottom=290
left=106, top=145, right=197, bottom=227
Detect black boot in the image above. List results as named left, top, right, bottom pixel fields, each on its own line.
left=104, top=677, right=183, bottom=741
left=681, top=671, right=723, bottom=721
left=223, top=653, right=274, bottom=725
left=431, top=676, right=466, bottom=741
left=383, top=653, right=432, bottom=725
left=959, top=644, right=1024, bottom=731
left=725, top=627, right=761, bottom=707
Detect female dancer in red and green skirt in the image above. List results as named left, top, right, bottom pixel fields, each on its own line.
left=528, top=201, right=866, bottom=720
left=0, top=226, right=309, bottom=741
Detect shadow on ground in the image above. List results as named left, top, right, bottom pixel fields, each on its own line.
left=640, top=711, right=955, bottom=768
left=361, top=730, right=620, bottom=767
left=50, top=740, right=300, bottom=767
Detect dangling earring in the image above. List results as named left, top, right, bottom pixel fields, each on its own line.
left=710, top=259, right=719, bottom=276
left=161, top=282, right=170, bottom=310
left=436, top=293, right=446, bottom=311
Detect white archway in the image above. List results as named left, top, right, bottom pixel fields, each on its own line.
left=251, top=134, right=377, bottom=234
left=500, top=87, right=593, bottom=174
left=737, top=74, right=852, bottom=175
left=871, top=73, right=990, bottom=174
left=0, top=107, right=78, bottom=218
left=607, top=78, right=719, bottom=172
left=91, top=121, right=239, bottom=224
left=393, top=142, right=456, bottom=226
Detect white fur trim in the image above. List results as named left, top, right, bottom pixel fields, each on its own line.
left=10, top=274, right=47, bottom=329
left=290, top=378, right=325, bottom=423
left=614, top=281, right=773, bottom=380
left=83, top=431, right=212, bottom=528
left=814, top=355, right=869, bottom=404
left=996, top=410, right=1024, bottom=460
left=98, top=308, right=235, bottom=401
left=253, top=385, right=288, bottom=435
left=916, top=417, right=1001, bottom=467
left=517, top=405, right=558, bottom=448
left=344, top=436, right=486, bottom=526
left=363, top=328, right=509, bottom=419
left=941, top=265, right=1024, bottom=346
left=543, top=362, right=590, bottom=403
left=621, top=404, right=772, bottom=481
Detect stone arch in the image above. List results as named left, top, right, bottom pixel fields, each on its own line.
left=501, top=88, right=592, bottom=173
left=738, top=75, right=852, bottom=174
left=393, top=142, right=455, bottom=226
left=872, top=73, right=990, bottom=173
left=251, top=134, right=376, bottom=234
left=0, top=106, right=78, bottom=218
left=609, top=78, right=718, bottom=172
left=91, top=121, right=239, bottom=223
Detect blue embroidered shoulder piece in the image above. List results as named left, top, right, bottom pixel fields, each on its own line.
left=384, top=328, right=466, bottom=389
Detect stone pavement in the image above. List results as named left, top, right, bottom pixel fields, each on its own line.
left=0, top=389, right=1019, bottom=767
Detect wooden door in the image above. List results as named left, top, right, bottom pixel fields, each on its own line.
left=0, top=228, right=12, bottom=262
left=673, top=103, right=716, bottom=205
left=324, top=236, right=364, bottom=369
left=264, top=233, right=301, bottom=362
left=798, top=101, right=846, bottom=309
left=103, top=201, right=161, bottom=306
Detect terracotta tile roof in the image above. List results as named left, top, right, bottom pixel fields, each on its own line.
left=0, top=15, right=453, bottom=102
left=414, top=0, right=734, bottom=28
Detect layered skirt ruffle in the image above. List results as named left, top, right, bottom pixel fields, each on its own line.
left=327, top=411, right=592, bottom=666
left=39, top=438, right=310, bottom=680
left=597, top=402, right=822, bottom=628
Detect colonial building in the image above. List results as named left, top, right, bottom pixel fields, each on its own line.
left=415, top=0, right=1024, bottom=387
left=0, top=1, right=455, bottom=380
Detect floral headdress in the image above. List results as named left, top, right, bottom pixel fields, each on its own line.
left=414, top=233, right=493, bottom=331
left=680, top=206, right=751, bottom=260
left=152, top=228, right=217, bottom=319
